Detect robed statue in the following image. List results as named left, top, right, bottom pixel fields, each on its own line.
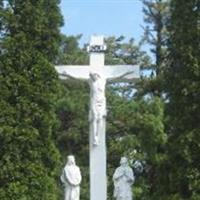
left=61, top=155, right=82, bottom=200
left=113, top=157, right=135, bottom=200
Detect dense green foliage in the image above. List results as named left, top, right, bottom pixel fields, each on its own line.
left=0, top=1, right=199, bottom=200
left=163, top=0, right=200, bottom=199
left=56, top=34, right=88, bottom=65
left=0, top=0, right=63, bottom=199
left=131, top=1, right=170, bottom=198
left=138, top=1, right=200, bottom=199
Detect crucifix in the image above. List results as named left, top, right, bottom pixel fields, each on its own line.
left=55, top=35, right=140, bottom=200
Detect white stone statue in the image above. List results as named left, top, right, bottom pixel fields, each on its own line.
left=113, top=157, right=135, bottom=200
left=88, top=72, right=107, bottom=145
left=61, top=155, right=82, bottom=200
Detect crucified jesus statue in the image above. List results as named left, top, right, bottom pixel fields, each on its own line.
left=89, top=72, right=106, bottom=145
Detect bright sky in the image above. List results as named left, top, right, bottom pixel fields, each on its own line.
left=60, top=0, right=144, bottom=45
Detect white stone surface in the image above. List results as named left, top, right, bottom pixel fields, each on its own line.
left=113, top=157, right=135, bottom=200
left=89, top=72, right=106, bottom=145
left=61, top=156, right=82, bottom=200
left=90, top=118, right=107, bottom=200
left=55, top=35, right=140, bottom=200
left=90, top=35, right=104, bottom=46
left=55, top=65, right=139, bottom=82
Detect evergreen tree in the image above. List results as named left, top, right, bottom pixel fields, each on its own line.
left=139, top=0, right=170, bottom=97
left=56, top=34, right=88, bottom=65
left=132, top=1, right=170, bottom=198
left=0, top=1, right=63, bottom=199
left=105, top=36, right=150, bottom=66
left=142, top=0, right=170, bottom=75
left=163, top=0, right=200, bottom=199
left=0, top=0, right=3, bottom=32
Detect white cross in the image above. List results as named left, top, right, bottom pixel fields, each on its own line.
left=55, top=35, right=140, bottom=200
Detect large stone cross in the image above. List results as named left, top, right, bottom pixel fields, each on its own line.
left=55, top=35, right=140, bottom=200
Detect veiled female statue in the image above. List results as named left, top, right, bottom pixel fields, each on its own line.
left=61, top=155, right=82, bottom=200
left=113, top=157, right=135, bottom=200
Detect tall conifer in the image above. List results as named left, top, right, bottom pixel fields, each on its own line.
left=164, top=0, right=200, bottom=198
left=0, top=1, right=63, bottom=199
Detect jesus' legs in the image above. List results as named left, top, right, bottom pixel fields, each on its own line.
left=93, top=119, right=99, bottom=145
